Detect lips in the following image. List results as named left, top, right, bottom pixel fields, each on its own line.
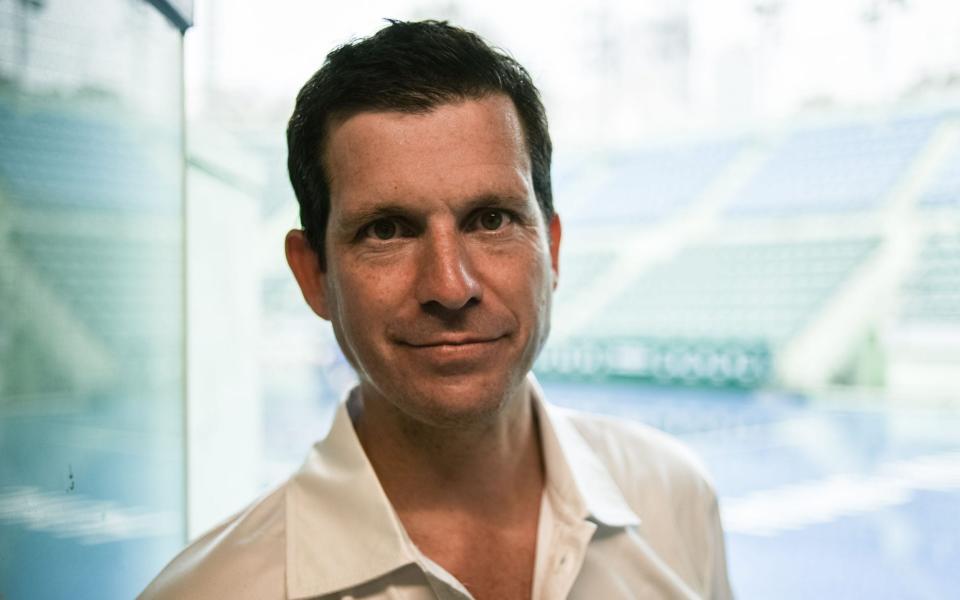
left=396, top=334, right=508, bottom=373
left=403, top=335, right=503, bottom=348
left=386, top=311, right=516, bottom=373
left=389, top=314, right=514, bottom=349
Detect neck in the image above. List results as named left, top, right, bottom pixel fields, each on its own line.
left=353, top=380, right=544, bottom=519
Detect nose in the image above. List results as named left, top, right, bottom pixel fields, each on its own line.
left=414, top=226, right=482, bottom=311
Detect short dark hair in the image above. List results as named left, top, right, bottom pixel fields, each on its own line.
left=287, top=19, right=553, bottom=267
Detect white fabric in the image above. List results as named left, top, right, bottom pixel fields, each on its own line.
left=141, top=377, right=733, bottom=599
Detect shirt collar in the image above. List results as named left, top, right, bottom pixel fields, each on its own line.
left=528, top=376, right=642, bottom=529
left=285, top=386, right=418, bottom=599
left=285, top=375, right=640, bottom=598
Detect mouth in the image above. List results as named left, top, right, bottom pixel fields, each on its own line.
left=404, top=335, right=504, bottom=348
left=397, top=335, right=508, bottom=370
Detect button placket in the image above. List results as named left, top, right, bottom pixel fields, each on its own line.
left=548, top=520, right=596, bottom=600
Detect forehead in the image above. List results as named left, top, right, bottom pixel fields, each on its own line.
left=323, top=95, right=533, bottom=216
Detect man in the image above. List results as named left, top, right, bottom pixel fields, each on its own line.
left=143, top=20, right=732, bottom=600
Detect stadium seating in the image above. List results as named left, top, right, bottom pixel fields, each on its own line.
left=725, top=115, right=940, bottom=216
left=899, top=233, right=960, bottom=323
left=554, top=250, right=618, bottom=298
left=540, top=238, right=880, bottom=385
left=919, top=143, right=960, bottom=208
left=599, top=239, right=878, bottom=341
left=561, top=140, right=742, bottom=223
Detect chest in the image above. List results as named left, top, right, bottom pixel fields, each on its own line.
left=406, top=517, right=539, bottom=600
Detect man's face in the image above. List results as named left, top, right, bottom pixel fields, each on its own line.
left=287, top=94, right=560, bottom=427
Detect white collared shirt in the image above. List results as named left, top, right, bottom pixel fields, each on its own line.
left=141, top=377, right=733, bottom=599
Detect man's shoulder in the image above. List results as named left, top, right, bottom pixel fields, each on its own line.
left=552, top=405, right=718, bottom=505
left=139, top=483, right=288, bottom=600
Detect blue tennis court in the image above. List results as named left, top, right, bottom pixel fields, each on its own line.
left=543, top=380, right=960, bottom=599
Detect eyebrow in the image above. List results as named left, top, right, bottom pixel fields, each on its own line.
left=459, top=193, right=530, bottom=216
left=333, top=193, right=532, bottom=236
left=334, top=203, right=410, bottom=237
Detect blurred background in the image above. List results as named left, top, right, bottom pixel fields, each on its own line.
left=1, top=0, right=959, bottom=598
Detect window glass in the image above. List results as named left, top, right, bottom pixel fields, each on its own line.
left=0, top=1, right=185, bottom=598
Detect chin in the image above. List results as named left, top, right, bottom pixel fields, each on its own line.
left=390, top=372, right=524, bottom=429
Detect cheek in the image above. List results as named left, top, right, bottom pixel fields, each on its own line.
left=328, top=262, right=405, bottom=339
left=325, top=273, right=391, bottom=375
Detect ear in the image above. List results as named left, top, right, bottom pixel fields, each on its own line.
left=285, top=229, right=331, bottom=320
left=548, top=214, right=561, bottom=290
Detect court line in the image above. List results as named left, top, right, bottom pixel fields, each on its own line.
left=0, top=486, right=179, bottom=545
left=721, top=450, right=960, bottom=536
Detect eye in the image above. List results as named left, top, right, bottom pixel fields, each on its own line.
left=477, top=209, right=510, bottom=231
left=365, top=218, right=398, bottom=240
